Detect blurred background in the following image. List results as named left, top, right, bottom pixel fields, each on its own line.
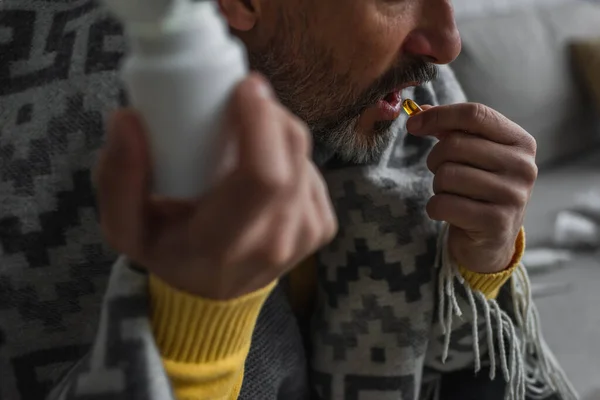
left=450, top=0, right=600, bottom=398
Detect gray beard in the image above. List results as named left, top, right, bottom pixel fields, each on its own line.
left=310, top=120, right=396, bottom=167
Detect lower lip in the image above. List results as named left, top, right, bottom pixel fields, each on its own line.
left=375, top=91, right=403, bottom=120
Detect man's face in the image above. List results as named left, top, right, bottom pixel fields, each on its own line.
left=233, top=0, right=461, bottom=163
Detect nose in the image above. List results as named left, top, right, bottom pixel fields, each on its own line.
left=402, top=0, right=462, bottom=65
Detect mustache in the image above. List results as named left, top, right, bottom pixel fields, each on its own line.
left=358, top=58, right=439, bottom=110
left=307, top=58, right=439, bottom=134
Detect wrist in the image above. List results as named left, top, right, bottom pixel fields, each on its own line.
left=485, top=240, right=517, bottom=273
left=459, top=227, right=526, bottom=299
left=462, top=227, right=526, bottom=274
left=151, top=266, right=277, bottom=301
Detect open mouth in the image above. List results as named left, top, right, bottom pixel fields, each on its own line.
left=374, top=82, right=421, bottom=120
left=381, top=81, right=420, bottom=106
left=382, top=90, right=402, bottom=108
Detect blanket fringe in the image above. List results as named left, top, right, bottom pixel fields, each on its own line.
left=436, top=223, right=579, bottom=400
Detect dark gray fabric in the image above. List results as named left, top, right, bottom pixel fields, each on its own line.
left=0, top=1, right=121, bottom=398
left=239, top=285, right=310, bottom=400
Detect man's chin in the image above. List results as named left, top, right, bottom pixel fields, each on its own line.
left=372, top=119, right=395, bottom=136
left=310, top=111, right=397, bottom=165
left=334, top=125, right=395, bottom=165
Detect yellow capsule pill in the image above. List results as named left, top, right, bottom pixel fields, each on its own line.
left=402, top=98, right=423, bottom=117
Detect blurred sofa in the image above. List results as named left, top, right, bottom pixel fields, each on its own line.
left=449, top=1, right=600, bottom=397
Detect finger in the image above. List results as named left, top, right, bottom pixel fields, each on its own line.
left=190, top=112, right=308, bottom=256
left=96, top=109, right=150, bottom=256
left=253, top=196, right=303, bottom=268
left=407, top=103, right=535, bottom=150
left=284, top=116, right=313, bottom=185
left=427, top=132, right=521, bottom=174
left=418, top=104, right=434, bottom=112
left=433, top=162, right=528, bottom=205
left=256, top=162, right=335, bottom=271
left=284, top=167, right=336, bottom=272
left=406, top=105, right=446, bottom=139
left=306, top=162, right=338, bottom=244
left=227, top=74, right=292, bottom=188
left=287, top=113, right=313, bottom=158
left=246, top=161, right=329, bottom=269
left=427, top=193, right=508, bottom=234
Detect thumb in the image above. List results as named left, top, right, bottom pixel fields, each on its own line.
left=406, top=104, right=447, bottom=139
left=96, top=109, right=150, bottom=256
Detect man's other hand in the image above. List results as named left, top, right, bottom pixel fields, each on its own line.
left=95, top=74, right=338, bottom=300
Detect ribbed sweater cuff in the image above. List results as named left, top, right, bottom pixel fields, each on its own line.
left=149, top=275, right=276, bottom=364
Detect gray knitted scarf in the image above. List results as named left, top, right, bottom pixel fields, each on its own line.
left=51, top=70, right=576, bottom=400
left=0, top=1, right=577, bottom=400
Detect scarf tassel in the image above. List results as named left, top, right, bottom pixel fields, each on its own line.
left=435, top=223, right=579, bottom=400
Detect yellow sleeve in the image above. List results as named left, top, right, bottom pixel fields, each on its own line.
left=459, top=227, right=526, bottom=300
left=149, top=275, right=276, bottom=400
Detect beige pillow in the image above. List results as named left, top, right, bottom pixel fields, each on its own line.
left=571, top=38, right=600, bottom=113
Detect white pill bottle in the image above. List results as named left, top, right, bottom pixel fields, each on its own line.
left=102, top=0, right=248, bottom=198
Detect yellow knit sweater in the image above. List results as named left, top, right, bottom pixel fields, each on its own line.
left=149, top=228, right=526, bottom=400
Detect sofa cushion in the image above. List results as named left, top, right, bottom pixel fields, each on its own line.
left=571, top=38, right=600, bottom=112
left=451, top=2, right=600, bottom=167
left=452, top=0, right=571, bottom=19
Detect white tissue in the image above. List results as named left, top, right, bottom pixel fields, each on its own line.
left=573, top=189, right=600, bottom=222
left=522, top=248, right=573, bottom=274
left=553, top=210, right=600, bottom=248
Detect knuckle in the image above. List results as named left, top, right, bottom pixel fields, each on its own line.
left=485, top=207, right=510, bottom=233
left=232, top=76, right=265, bottom=101
left=322, top=210, right=339, bottom=243
left=288, top=118, right=312, bottom=156
left=245, top=166, right=294, bottom=195
left=471, top=103, right=491, bottom=124
left=261, top=240, right=293, bottom=268
left=521, top=133, right=537, bottom=154
left=306, top=219, right=323, bottom=246
left=444, top=134, right=463, bottom=154
left=437, top=162, right=458, bottom=183
left=525, top=160, right=538, bottom=184
left=426, top=196, right=442, bottom=220
left=256, top=172, right=293, bottom=195
left=505, top=186, right=529, bottom=207
left=230, top=85, right=275, bottom=123
left=229, top=84, right=250, bottom=114
left=514, top=156, right=538, bottom=184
